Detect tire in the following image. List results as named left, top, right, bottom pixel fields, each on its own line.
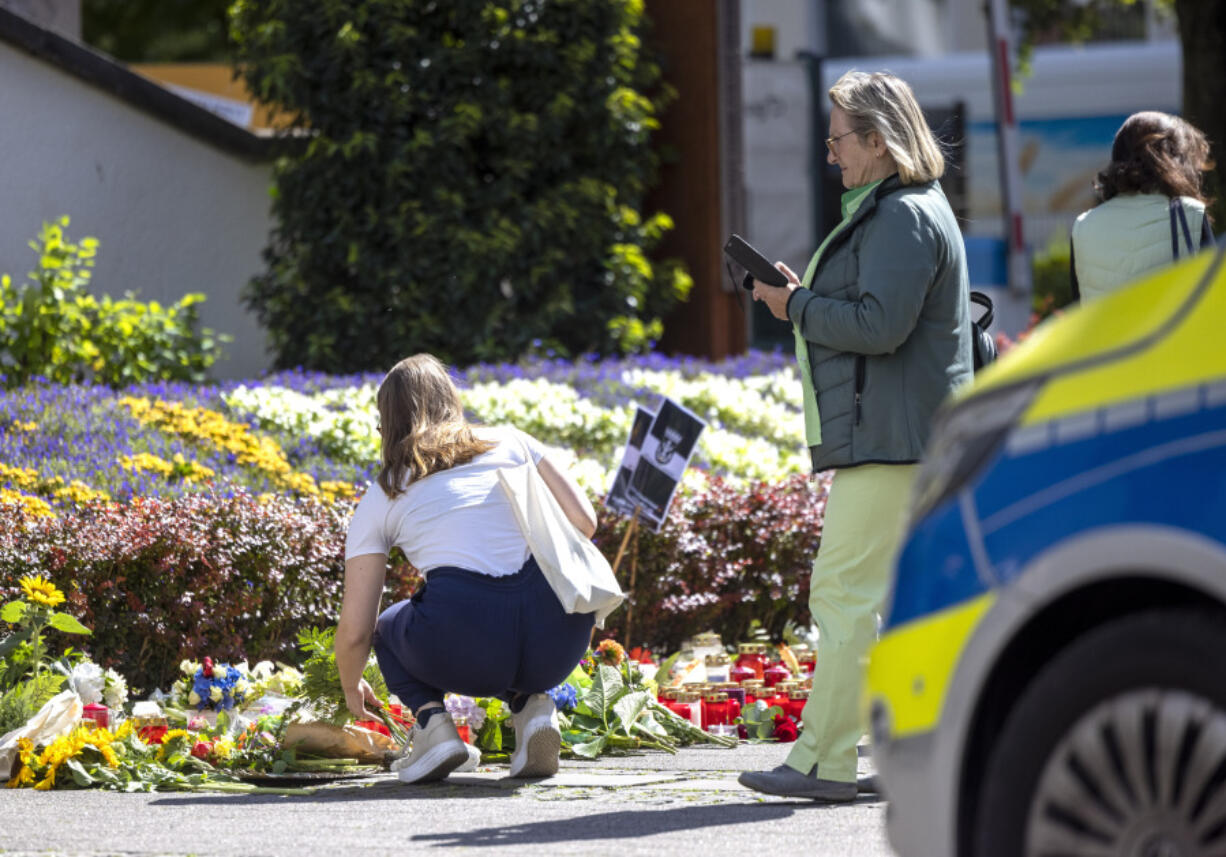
left=973, top=609, right=1226, bottom=857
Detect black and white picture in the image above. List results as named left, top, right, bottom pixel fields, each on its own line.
left=605, top=398, right=706, bottom=530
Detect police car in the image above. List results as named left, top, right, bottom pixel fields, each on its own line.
left=868, top=244, right=1226, bottom=857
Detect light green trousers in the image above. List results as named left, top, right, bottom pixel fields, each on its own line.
left=785, top=463, right=919, bottom=782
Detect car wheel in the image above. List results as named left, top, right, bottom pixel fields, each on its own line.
left=973, top=609, right=1226, bottom=857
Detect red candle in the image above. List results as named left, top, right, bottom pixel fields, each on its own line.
left=735, top=643, right=766, bottom=680
left=703, top=692, right=731, bottom=728
left=742, top=681, right=765, bottom=704
left=765, top=688, right=789, bottom=712
left=81, top=703, right=109, bottom=729
left=139, top=724, right=168, bottom=744
left=787, top=690, right=808, bottom=721
left=763, top=662, right=792, bottom=688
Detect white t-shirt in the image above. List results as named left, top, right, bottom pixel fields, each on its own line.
left=345, top=425, right=547, bottom=577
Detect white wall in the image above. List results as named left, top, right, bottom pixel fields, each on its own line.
left=740, top=0, right=817, bottom=59
left=0, top=42, right=274, bottom=380
left=0, top=0, right=78, bottom=39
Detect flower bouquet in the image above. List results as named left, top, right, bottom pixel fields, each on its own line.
left=6, top=718, right=314, bottom=794
left=174, top=657, right=252, bottom=713
left=295, top=627, right=410, bottom=746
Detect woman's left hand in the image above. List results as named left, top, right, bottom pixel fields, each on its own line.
left=752, top=261, right=800, bottom=321
left=344, top=678, right=382, bottom=720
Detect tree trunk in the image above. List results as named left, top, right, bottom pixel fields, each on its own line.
left=1175, top=0, right=1226, bottom=229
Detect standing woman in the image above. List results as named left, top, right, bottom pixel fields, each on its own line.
left=1072, top=111, right=1215, bottom=302
left=739, top=70, right=972, bottom=801
left=336, top=354, right=598, bottom=784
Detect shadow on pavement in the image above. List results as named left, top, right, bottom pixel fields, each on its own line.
left=409, top=803, right=802, bottom=847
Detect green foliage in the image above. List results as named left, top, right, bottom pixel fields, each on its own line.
left=1031, top=237, right=1076, bottom=319
left=228, top=0, right=691, bottom=372
left=83, top=0, right=233, bottom=62
left=295, top=625, right=395, bottom=734
left=0, top=218, right=229, bottom=389
left=1008, top=0, right=1155, bottom=76
left=0, top=673, right=65, bottom=736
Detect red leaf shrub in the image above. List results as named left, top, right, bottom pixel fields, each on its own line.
left=1, top=473, right=826, bottom=689
left=0, top=492, right=423, bottom=691
left=594, top=473, right=827, bottom=652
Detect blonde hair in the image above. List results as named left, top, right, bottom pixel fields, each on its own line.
left=829, top=70, right=944, bottom=185
left=375, top=354, right=496, bottom=499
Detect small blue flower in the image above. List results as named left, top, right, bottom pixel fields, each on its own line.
left=546, top=682, right=578, bottom=712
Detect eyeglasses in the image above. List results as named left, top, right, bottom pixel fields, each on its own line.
left=825, top=129, right=856, bottom=153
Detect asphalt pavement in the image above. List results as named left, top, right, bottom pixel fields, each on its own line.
left=0, top=742, right=893, bottom=857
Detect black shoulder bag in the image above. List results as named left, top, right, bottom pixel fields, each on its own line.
left=970, top=290, right=997, bottom=372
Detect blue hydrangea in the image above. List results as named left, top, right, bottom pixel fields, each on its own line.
left=546, top=682, right=578, bottom=712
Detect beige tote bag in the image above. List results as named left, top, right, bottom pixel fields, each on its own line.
left=496, top=442, right=624, bottom=628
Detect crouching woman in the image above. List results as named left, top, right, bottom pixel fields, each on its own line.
left=335, top=354, right=597, bottom=783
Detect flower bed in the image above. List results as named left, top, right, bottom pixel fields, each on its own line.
left=1, top=351, right=824, bottom=685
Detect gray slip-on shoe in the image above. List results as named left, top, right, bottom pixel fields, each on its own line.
left=508, top=693, right=561, bottom=779
left=394, top=711, right=469, bottom=784
left=737, top=764, right=857, bottom=802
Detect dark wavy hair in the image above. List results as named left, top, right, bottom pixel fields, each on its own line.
left=1095, top=111, right=1213, bottom=207
left=375, top=354, right=495, bottom=499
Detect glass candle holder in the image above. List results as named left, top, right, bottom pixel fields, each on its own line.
left=735, top=643, right=767, bottom=680
left=763, top=686, right=790, bottom=712
left=704, top=653, right=730, bottom=684
left=678, top=691, right=704, bottom=729
left=81, top=702, right=109, bottom=730
left=718, top=682, right=746, bottom=712
left=703, top=692, right=731, bottom=729
left=787, top=690, right=809, bottom=721
left=741, top=680, right=765, bottom=704
left=763, top=661, right=792, bottom=688
left=134, top=715, right=169, bottom=744
left=730, top=661, right=757, bottom=684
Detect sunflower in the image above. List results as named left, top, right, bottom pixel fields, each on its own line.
left=18, top=575, right=64, bottom=608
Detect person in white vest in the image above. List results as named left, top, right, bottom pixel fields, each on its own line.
left=336, top=354, right=598, bottom=785
left=1072, top=111, right=1215, bottom=302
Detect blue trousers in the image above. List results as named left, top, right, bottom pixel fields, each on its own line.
left=372, top=555, right=594, bottom=713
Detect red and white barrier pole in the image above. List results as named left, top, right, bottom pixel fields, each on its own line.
left=986, top=0, right=1032, bottom=298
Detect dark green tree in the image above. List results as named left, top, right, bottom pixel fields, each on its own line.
left=1010, top=0, right=1225, bottom=226
left=82, top=0, right=232, bottom=62
left=228, top=0, right=691, bottom=372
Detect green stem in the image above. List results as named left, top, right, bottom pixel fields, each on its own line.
left=188, top=782, right=316, bottom=796
left=29, top=616, right=45, bottom=685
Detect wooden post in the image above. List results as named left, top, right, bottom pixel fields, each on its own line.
left=611, top=508, right=641, bottom=575
left=611, top=508, right=643, bottom=646
left=624, top=527, right=641, bottom=648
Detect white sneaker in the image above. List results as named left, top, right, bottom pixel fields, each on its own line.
left=508, top=693, right=560, bottom=779
left=392, top=711, right=469, bottom=784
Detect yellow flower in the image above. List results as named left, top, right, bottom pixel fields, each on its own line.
left=0, top=489, right=55, bottom=519
left=7, top=763, right=35, bottom=787
left=19, top=575, right=65, bottom=608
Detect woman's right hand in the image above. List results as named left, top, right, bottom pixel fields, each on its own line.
left=753, top=261, right=801, bottom=321
left=344, top=677, right=381, bottom=720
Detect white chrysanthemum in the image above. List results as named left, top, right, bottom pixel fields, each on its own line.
left=102, top=668, right=128, bottom=709
left=180, top=659, right=200, bottom=676
left=69, top=662, right=105, bottom=705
